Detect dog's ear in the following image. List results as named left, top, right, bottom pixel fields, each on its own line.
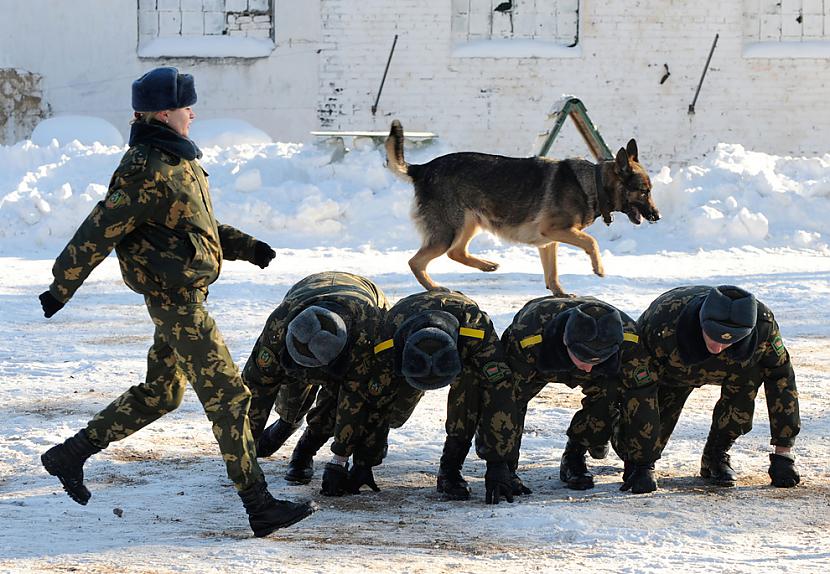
left=626, top=139, right=639, bottom=163
left=615, top=147, right=631, bottom=175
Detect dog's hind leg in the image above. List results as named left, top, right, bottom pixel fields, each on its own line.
left=446, top=214, right=499, bottom=272
left=541, top=227, right=605, bottom=278
left=409, top=241, right=451, bottom=290
left=538, top=243, right=567, bottom=296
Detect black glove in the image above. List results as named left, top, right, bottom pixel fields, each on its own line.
left=321, top=462, right=350, bottom=496
left=347, top=464, right=381, bottom=494
left=768, top=453, right=800, bottom=488
left=252, top=241, right=276, bottom=269
left=39, top=291, right=65, bottom=318
left=485, top=461, right=514, bottom=505
left=620, top=463, right=657, bottom=494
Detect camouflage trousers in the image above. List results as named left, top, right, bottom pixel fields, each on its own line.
left=656, top=368, right=801, bottom=454
left=509, top=379, right=660, bottom=468
left=84, top=298, right=263, bottom=491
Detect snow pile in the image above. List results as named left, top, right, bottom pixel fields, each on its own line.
left=1, top=117, right=829, bottom=257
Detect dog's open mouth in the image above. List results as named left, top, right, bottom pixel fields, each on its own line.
left=626, top=207, right=643, bottom=225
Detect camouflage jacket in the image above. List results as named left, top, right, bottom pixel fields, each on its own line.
left=48, top=143, right=260, bottom=303
left=636, top=286, right=795, bottom=391
left=333, top=290, right=518, bottom=466
left=242, top=271, right=389, bottom=390
left=502, top=296, right=654, bottom=391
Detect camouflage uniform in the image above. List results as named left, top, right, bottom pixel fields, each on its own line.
left=242, top=272, right=389, bottom=441
left=48, top=143, right=267, bottom=491
left=333, top=290, right=519, bottom=467
left=637, top=286, right=800, bottom=453
left=502, top=296, right=660, bottom=466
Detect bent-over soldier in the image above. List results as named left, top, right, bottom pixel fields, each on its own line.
left=322, top=289, right=519, bottom=504
left=637, top=285, right=801, bottom=488
left=243, top=271, right=388, bottom=484
left=502, top=297, right=660, bottom=494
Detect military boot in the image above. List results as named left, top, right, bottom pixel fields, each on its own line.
left=238, top=478, right=316, bottom=537
left=621, top=460, right=657, bottom=494
left=560, top=440, right=594, bottom=490
left=41, top=430, right=102, bottom=505
left=256, top=419, right=300, bottom=458
left=284, top=428, right=329, bottom=484
left=436, top=436, right=472, bottom=500
left=700, top=440, right=738, bottom=487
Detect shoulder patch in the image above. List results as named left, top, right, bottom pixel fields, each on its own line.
left=482, top=361, right=509, bottom=382
left=520, top=334, right=543, bottom=349
left=374, top=339, right=394, bottom=354
left=256, top=346, right=275, bottom=369
left=771, top=335, right=785, bottom=356
left=104, top=189, right=127, bottom=209
left=634, top=367, right=652, bottom=386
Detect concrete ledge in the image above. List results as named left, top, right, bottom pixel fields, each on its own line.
left=138, top=36, right=274, bottom=59
left=451, top=39, right=581, bottom=59
left=743, top=40, right=830, bottom=59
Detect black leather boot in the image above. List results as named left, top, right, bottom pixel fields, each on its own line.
left=238, top=478, right=316, bottom=537
left=284, top=428, right=329, bottom=484
left=700, top=440, right=738, bottom=487
left=621, top=460, right=657, bottom=493
left=41, top=430, right=102, bottom=505
left=560, top=440, right=594, bottom=490
left=436, top=436, right=472, bottom=500
left=255, top=419, right=300, bottom=458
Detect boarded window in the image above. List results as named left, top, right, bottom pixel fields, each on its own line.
left=451, top=0, right=579, bottom=46
left=138, top=0, right=273, bottom=42
left=744, top=0, right=830, bottom=42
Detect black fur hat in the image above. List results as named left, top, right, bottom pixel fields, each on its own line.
left=285, top=305, right=348, bottom=368
left=131, top=67, right=197, bottom=112
left=699, top=285, right=757, bottom=344
left=562, top=302, right=624, bottom=363
left=396, top=311, right=461, bottom=391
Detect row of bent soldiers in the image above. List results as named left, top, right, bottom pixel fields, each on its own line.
left=37, top=67, right=801, bottom=538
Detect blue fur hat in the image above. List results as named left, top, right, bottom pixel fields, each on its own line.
left=562, top=302, right=624, bottom=364
left=285, top=306, right=348, bottom=368
left=131, top=67, right=197, bottom=112
left=699, top=285, right=757, bottom=344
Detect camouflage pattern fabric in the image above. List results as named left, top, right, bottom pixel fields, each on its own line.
left=85, top=298, right=263, bottom=490
left=48, top=143, right=270, bottom=491
left=333, top=290, right=519, bottom=468
left=502, top=296, right=660, bottom=465
left=242, top=272, right=389, bottom=441
left=637, top=285, right=800, bottom=453
left=48, top=145, right=259, bottom=305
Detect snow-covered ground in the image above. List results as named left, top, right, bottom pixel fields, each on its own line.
left=0, top=119, right=829, bottom=573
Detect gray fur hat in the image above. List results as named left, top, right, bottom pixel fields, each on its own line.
left=285, top=305, right=348, bottom=368
left=699, top=285, right=757, bottom=344
left=563, top=302, right=624, bottom=363
left=131, top=67, right=197, bottom=112
left=397, top=311, right=461, bottom=391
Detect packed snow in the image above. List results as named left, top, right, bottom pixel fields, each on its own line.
left=0, top=117, right=828, bottom=573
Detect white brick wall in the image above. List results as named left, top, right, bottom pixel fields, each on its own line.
left=318, top=0, right=830, bottom=164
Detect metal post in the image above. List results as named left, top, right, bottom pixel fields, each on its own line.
left=371, top=34, right=398, bottom=116
left=688, top=33, right=719, bottom=115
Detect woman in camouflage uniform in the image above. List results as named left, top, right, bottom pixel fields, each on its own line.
left=38, top=67, right=314, bottom=537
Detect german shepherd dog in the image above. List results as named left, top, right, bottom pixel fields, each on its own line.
left=385, top=120, right=660, bottom=295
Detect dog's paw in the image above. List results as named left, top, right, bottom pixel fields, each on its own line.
left=478, top=260, right=499, bottom=272
left=593, top=264, right=605, bottom=277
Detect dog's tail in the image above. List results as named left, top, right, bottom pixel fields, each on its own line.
left=385, top=119, right=411, bottom=182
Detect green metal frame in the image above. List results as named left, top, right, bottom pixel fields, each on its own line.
left=535, top=98, right=613, bottom=161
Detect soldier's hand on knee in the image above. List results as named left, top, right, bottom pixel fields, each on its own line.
left=321, top=461, right=350, bottom=496
left=485, top=461, right=514, bottom=505
left=347, top=464, right=381, bottom=494
left=768, top=453, right=800, bottom=488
